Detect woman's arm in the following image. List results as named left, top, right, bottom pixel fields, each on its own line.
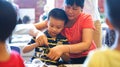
left=29, top=21, right=47, bottom=36
left=34, top=21, right=48, bottom=30
left=67, top=28, right=94, bottom=53
left=47, top=28, right=94, bottom=60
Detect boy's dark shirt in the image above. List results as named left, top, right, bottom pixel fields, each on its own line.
left=28, top=30, right=68, bottom=65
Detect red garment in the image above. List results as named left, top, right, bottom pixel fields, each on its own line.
left=62, top=12, right=97, bottom=58
left=98, top=0, right=104, bottom=13
left=0, top=51, right=25, bottom=67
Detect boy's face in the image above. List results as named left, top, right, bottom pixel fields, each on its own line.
left=47, top=17, right=65, bottom=37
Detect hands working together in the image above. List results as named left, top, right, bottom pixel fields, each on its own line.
left=35, top=33, right=69, bottom=61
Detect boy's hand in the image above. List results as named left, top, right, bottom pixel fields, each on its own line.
left=35, top=32, right=48, bottom=46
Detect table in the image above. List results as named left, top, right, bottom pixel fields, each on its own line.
left=25, top=64, right=83, bottom=67
left=10, top=43, right=83, bottom=67
left=50, top=64, right=83, bottom=67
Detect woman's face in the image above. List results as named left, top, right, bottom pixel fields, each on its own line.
left=64, top=4, right=82, bottom=21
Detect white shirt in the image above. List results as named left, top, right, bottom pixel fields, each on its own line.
left=83, top=0, right=100, bottom=21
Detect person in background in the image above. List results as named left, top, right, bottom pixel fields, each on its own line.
left=9, top=15, right=31, bottom=43
left=31, top=0, right=96, bottom=64
left=22, top=15, right=31, bottom=24
left=0, top=0, right=25, bottom=67
left=23, top=8, right=70, bottom=65
left=84, top=0, right=120, bottom=67
left=105, top=28, right=115, bottom=47
left=83, top=0, right=102, bottom=48
left=39, top=4, right=51, bottom=22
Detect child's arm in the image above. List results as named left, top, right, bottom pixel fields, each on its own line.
left=22, top=43, right=38, bottom=53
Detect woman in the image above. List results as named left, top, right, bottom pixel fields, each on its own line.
left=33, top=0, right=96, bottom=64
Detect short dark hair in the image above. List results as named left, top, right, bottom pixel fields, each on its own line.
left=48, top=8, right=68, bottom=25
left=0, top=1, right=17, bottom=42
left=65, top=0, right=84, bottom=9
left=105, top=0, right=120, bottom=30
left=23, top=15, right=30, bottom=24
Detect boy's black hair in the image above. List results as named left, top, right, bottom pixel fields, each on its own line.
left=48, top=8, right=68, bottom=25
left=0, top=1, right=17, bottom=42
left=65, top=0, right=84, bottom=9
left=105, top=0, right=120, bottom=30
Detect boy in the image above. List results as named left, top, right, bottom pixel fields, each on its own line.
left=84, top=0, right=120, bottom=67
left=0, top=1, right=25, bottom=67
left=23, top=8, right=69, bottom=65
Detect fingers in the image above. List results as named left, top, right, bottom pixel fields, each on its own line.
left=47, top=47, right=62, bottom=61
left=35, top=37, right=42, bottom=46
left=35, top=34, right=48, bottom=46
left=47, top=49, right=57, bottom=60
left=42, top=35, right=48, bottom=46
left=43, top=36, right=48, bottom=46
left=48, top=52, right=60, bottom=61
left=54, top=56, right=60, bottom=61
left=47, top=53, right=55, bottom=60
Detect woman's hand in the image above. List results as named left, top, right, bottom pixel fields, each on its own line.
left=35, top=32, right=48, bottom=46
left=47, top=45, right=69, bottom=60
